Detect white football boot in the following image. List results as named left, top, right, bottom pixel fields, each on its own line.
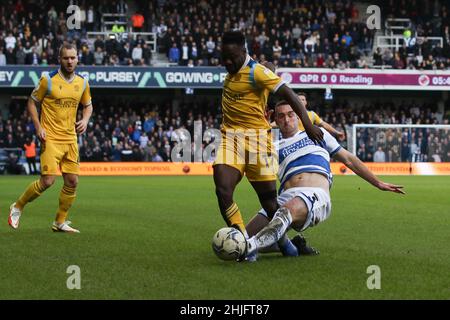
left=52, top=221, right=80, bottom=233
left=8, top=202, right=22, bottom=229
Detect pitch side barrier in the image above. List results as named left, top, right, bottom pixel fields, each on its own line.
left=68, top=162, right=450, bottom=176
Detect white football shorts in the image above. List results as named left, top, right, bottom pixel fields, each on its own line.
left=258, top=187, right=331, bottom=231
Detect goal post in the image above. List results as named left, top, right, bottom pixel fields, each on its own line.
left=351, top=124, right=450, bottom=162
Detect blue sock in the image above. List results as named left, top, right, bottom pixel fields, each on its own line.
left=278, top=234, right=299, bottom=257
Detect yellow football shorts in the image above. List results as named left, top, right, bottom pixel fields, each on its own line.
left=40, top=141, right=79, bottom=175
left=213, top=130, right=277, bottom=182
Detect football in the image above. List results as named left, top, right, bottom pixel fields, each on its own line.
left=212, top=227, right=246, bottom=261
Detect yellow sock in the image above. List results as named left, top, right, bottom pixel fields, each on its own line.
left=16, top=180, right=46, bottom=210
left=55, top=185, right=76, bottom=224
left=224, top=202, right=248, bottom=237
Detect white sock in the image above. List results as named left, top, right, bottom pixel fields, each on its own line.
left=254, top=207, right=293, bottom=251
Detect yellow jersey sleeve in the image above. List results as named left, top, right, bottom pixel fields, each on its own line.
left=253, top=64, right=285, bottom=93
left=298, top=111, right=323, bottom=131
left=80, top=78, right=92, bottom=107
left=310, top=111, right=323, bottom=125
left=30, top=75, right=49, bottom=103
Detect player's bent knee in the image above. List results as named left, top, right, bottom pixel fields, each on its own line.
left=67, top=178, right=78, bottom=188
left=40, top=176, right=56, bottom=189
left=63, top=174, right=79, bottom=188
left=283, top=198, right=308, bottom=225
left=274, top=207, right=292, bottom=226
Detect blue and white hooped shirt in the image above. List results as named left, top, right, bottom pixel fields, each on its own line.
left=276, top=128, right=342, bottom=193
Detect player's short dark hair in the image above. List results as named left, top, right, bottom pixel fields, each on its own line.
left=222, top=31, right=245, bottom=47
left=297, top=91, right=307, bottom=98
left=275, top=100, right=290, bottom=108
left=59, top=43, right=77, bottom=57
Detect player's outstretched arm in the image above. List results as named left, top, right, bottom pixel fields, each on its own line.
left=319, top=120, right=345, bottom=141
left=333, top=148, right=405, bottom=194
left=276, top=85, right=323, bottom=142
left=27, top=97, right=46, bottom=142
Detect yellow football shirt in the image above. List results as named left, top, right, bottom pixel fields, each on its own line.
left=31, top=69, right=92, bottom=144
left=221, top=55, right=285, bottom=131
left=298, top=110, right=322, bottom=131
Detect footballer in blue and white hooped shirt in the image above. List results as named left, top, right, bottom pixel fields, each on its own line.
left=244, top=100, right=404, bottom=261
left=255, top=116, right=342, bottom=233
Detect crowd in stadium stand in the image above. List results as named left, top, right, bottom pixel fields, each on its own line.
left=317, top=101, right=450, bottom=162
left=1, top=98, right=449, bottom=170
left=0, top=0, right=449, bottom=69
left=141, top=0, right=450, bottom=69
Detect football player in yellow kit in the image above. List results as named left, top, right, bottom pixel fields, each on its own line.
left=8, top=44, right=93, bottom=233
left=213, top=31, right=323, bottom=258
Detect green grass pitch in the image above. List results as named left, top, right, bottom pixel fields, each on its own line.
left=0, top=175, right=449, bottom=299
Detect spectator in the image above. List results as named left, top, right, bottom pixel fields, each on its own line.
left=373, top=147, right=386, bottom=162
left=139, top=132, right=149, bottom=149
left=373, top=47, right=383, bottom=66
left=393, top=52, right=405, bottom=69
left=142, top=43, right=152, bottom=65
left=120, top=143, right=134, bottom=161
left=94, top=47, right=105, bottom=65
left=4, top=133, right=16, bottom=148
left=181, top=42, right=189, bottom=66
left=132, top=145, right=143, bottom=161
left=15, top=44, right=26, bottom=65
left=23, top=137, right=37, bottom=174
left=272, top=40, right=282, bottom=59
left=131, top=11, right=145, bottom=32
left=5, top=32, right=16, bottom=50
left=6, top=152, right=23, bottom=175
left=94, top=35, right=105, bottom=51
left=116, top=0, right=129, bottom=17
left=132, top=43, right=143, bottom=65
left=86, top=5, right=95, bottom=31
left=151, top=147, right=164, bottom=162
left=27, top=48, right=40, bottom=65
left=5, top=47, right=16, bottom=65
left=112, top=21, right=125, bottom=33
left=206, top=36, right=216, bottom=58
left=168, top=43, right=180, bottom=63
left=47, top=6, right=57, bottom=25
left=80, top=45, right=94, bottom=65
